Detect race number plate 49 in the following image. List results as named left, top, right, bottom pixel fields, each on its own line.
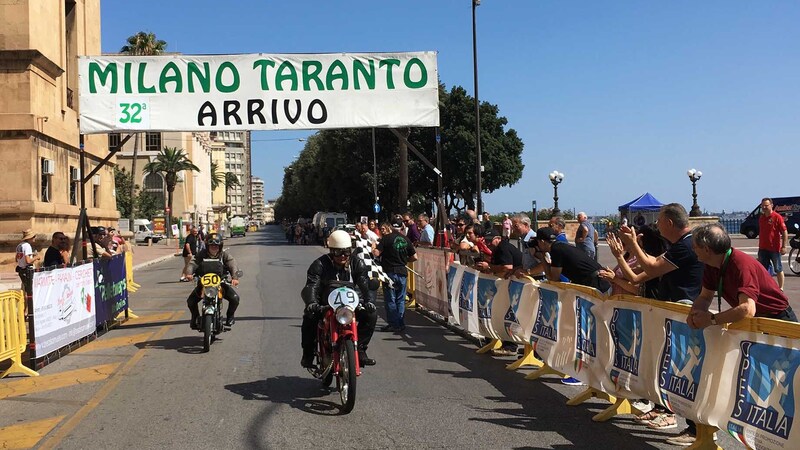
left=327, top=287, right=360, bottom=309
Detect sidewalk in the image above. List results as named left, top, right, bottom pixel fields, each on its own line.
left=0, top=241, right=180, bottom=291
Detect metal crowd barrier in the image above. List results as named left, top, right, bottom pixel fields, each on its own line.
left=0, top=290, right=38, bottom=378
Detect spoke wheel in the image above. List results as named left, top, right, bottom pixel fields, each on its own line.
left=337, top=339, right=357, bottom=414
left=789, top=248, right=800, bottom=275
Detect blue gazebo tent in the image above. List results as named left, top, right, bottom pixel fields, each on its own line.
left=618, top=193, right=664, bottom=226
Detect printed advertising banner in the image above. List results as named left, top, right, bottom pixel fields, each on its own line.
left=415, top=258, right=800, bottom=449
left=78, top=52, right=440, bottom=133
left=32, top=264, right=96, bottom=356
left=458, top=267, right=480, bottom=334
left=94, top=254, right=129, bottom=326
left=413, top=248, right=449, bottom=317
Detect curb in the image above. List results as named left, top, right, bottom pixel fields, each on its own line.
left=132, top=253, right=179, bottom=271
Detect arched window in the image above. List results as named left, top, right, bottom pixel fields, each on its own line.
left=142, top=173, right=166, bottom=209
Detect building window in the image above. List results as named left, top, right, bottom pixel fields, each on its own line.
left=143, top=172, right=166, bottom=209
left=41, top=158, right=52, bottom=202
left=108, top=133, right=121, bottom=151
left=93, top=184, right=99, bottom=208
left=145, top=132, right=162, bottom=152
left=69, top=165, right=78, bottom=205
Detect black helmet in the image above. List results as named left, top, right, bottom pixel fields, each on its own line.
left=206, top=233, right=222, bottom=246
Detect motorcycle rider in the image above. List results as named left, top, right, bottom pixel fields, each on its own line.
left=186, top=233, right=240, bottom=329
left=301, top=230, right=378, bottom=368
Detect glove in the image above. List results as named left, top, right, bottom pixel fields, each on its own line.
left=304, top=303, right=321, bottom=315
left=362, top=302, right=376, bottom=313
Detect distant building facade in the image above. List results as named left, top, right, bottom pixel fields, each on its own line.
left=250, top=176, right=265, bottom=223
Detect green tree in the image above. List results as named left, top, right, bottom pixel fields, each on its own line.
left=224, top=172, right=240, bottom=198
left=143, top=146, right=200, bottom=237
left=210, top=161, right=224, bottom=191
left=114, top=167, right=134, bottom=218
left=120, top=31, right=167, bottom=230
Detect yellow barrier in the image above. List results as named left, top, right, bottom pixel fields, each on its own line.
left=119, top=252, right=139, bottom=320
left=405, top=262, right=416, bottom=308
left=0, top=290, right=38, bottom=378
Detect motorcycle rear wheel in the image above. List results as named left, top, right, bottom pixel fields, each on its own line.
left=203, top=315, right=213, bottom=352
left=337, top=339, right=357, bottom=414
left=789, top=248, right=800, bottom=275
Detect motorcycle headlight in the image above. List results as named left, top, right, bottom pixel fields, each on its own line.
left=203, top=287, right=219, bottom=298
left=335, top=307, right=355, bottom=325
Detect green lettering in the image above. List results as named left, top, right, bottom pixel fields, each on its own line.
left=159, top=61, right=183, bottom=93
left=187, top=62, right=211, bottom=93
left=88, top=62, right=117, bottom=94
left=353, top=60, right=375, bottom=90
left=403, top=57, right=427, bottom=88
left=325, top=60, right=348, bottom=90
left=137, top=63, right=156, bottom=94
left=379, top=59, right=400, bottom=89
left=275, top=61, right=298, bottom=91
left=253, top=59, right=276, bottom=90
left=302, top=60, right=324, bottom=91
left=124, top=62, right=132, bottom=93
left=215, top=61, right=240, bottom=93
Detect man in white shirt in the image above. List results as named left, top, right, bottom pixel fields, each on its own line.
left=15, top=229, right=39, bottom=294
left=417, top=214, right=435, bottom=247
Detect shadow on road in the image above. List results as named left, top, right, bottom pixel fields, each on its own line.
left=134, top=335, right=212, bottom=354
left=225, top=375, right=346, bottom=416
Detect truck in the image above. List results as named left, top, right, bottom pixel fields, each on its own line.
left=133, top=219, right=163, bottom=244
left=740, top=196, right=800, bottom=239
left=312, top=212, right=347, bottom=240
left=230, top=216, right=247, bottom=237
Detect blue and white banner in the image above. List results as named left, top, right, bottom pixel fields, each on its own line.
left=458, top=267, right=480, bottom=334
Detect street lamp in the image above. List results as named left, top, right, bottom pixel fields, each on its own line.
left=549, top=171, right=565, bottom=216
left=472, top=0, right=482, bottom=214
left=687, top=168, right=703, bottom=217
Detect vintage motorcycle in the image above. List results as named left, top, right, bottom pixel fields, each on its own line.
left=789, top=223, right=800, bottom=276
left=196, top=259, right=242, bottom=352
left=307, top=281, right=362, bottom=414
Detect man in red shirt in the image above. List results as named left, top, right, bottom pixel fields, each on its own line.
left=758, top=197, right=789, bottom=290
left=687, top=223, right=796, bottom=330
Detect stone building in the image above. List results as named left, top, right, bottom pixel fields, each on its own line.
left=0, top=0, right=117, bottom=268
left=250, top=176, right=265, bottom=224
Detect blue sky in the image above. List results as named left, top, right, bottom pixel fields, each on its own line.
left=100, top=1, right=800, bottom=217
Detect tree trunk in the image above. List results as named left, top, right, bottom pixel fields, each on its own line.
left=128, top=133, right=140, bottom=230
left=398, top=128, right=409, bottom=212
left=167, top=184, right=175, bottom=238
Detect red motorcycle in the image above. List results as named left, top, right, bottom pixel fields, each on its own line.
left=307, top=281, right=362, bottom=413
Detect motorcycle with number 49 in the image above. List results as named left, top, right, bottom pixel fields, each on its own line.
left=306, top=281, right=363, bottom=414
left=197, top=259, right=243, bottom=352
left=789, top=223, right=800, bottom=276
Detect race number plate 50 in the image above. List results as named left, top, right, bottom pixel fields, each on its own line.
left=117, top=97, right=151, bottom=129
left=327, top=287, right=360, bottom=309
left=201, top=273, right=221, bottom=287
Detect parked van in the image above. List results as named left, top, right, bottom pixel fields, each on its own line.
left=313, top=212, right=347, bottom=239
left=230, top=216, right=247, bottom=237
left=740, top=196, right=800, bottom=239
left=133, top=219, right=163, bottom=244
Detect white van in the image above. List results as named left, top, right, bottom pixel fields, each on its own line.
left=133, top=219, right=163, bottom=244
left=313, top=212, right=347, bottom=239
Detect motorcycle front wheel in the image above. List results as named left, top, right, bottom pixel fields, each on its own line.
left=203, top=315, right=213, bottom=352
left=337, top=339, right=357, bottom=414
left=789, top=248, right=800, bottom=275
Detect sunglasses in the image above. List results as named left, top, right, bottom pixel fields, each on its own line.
left=330, top=249, right=352, bottom=257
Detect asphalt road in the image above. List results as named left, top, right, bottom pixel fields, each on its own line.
left=6, top=225, right=782, bottom=449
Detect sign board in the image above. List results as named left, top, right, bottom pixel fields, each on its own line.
left=78, top=52, right=440, bottom=133
left=373, top=203, right=381, bottom=214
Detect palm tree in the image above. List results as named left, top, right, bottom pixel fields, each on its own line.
left=224, top=172, right=240, bottom=198
left=143, top=147, right=200, bottom=237
left=210, top=161, right=224, bottom=191
left=120, top=31, right=167, bottom=231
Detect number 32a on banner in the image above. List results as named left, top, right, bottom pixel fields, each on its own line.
left=117, top=98, right=150, bottom=128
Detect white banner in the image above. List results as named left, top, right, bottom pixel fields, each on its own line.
left=32, top=264, right=96, bottom=356
left=413, top=248, right=449, bottom=317
left=78, top=52, right=439, bottom=133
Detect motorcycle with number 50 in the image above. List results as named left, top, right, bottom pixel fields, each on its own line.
left=197, top=259, right=243, bottom=352
left=789, top=223, right=800, bottom=276
left=307, top=281, right=362, bottom=413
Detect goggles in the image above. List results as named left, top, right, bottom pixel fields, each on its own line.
left=330, top=248, right=352, bottom=257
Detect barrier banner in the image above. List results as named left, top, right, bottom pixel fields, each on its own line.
left=458, top=267, right=480, bottom=334
left=447, top=263, right=464, bottom=325
left=94, top=254, right=129, bottom=326
left=530, top=284, right=562, bottom=361
left=79, top=52, right=440, bottom=133
left=570, top=291, right=611, bottom=388
left=32, top=264, right=96, bottom=356
left=476, top=274, right=500, bottom=339
left=413, top=248, right=449, bottom=317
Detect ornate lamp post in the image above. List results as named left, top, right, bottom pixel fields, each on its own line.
left=549, top=170, right=565, bottom=216
left=687, top=168, right=703, bottom=217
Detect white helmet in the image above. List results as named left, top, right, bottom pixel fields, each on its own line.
left=327, top=230, right=352, bottom=249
